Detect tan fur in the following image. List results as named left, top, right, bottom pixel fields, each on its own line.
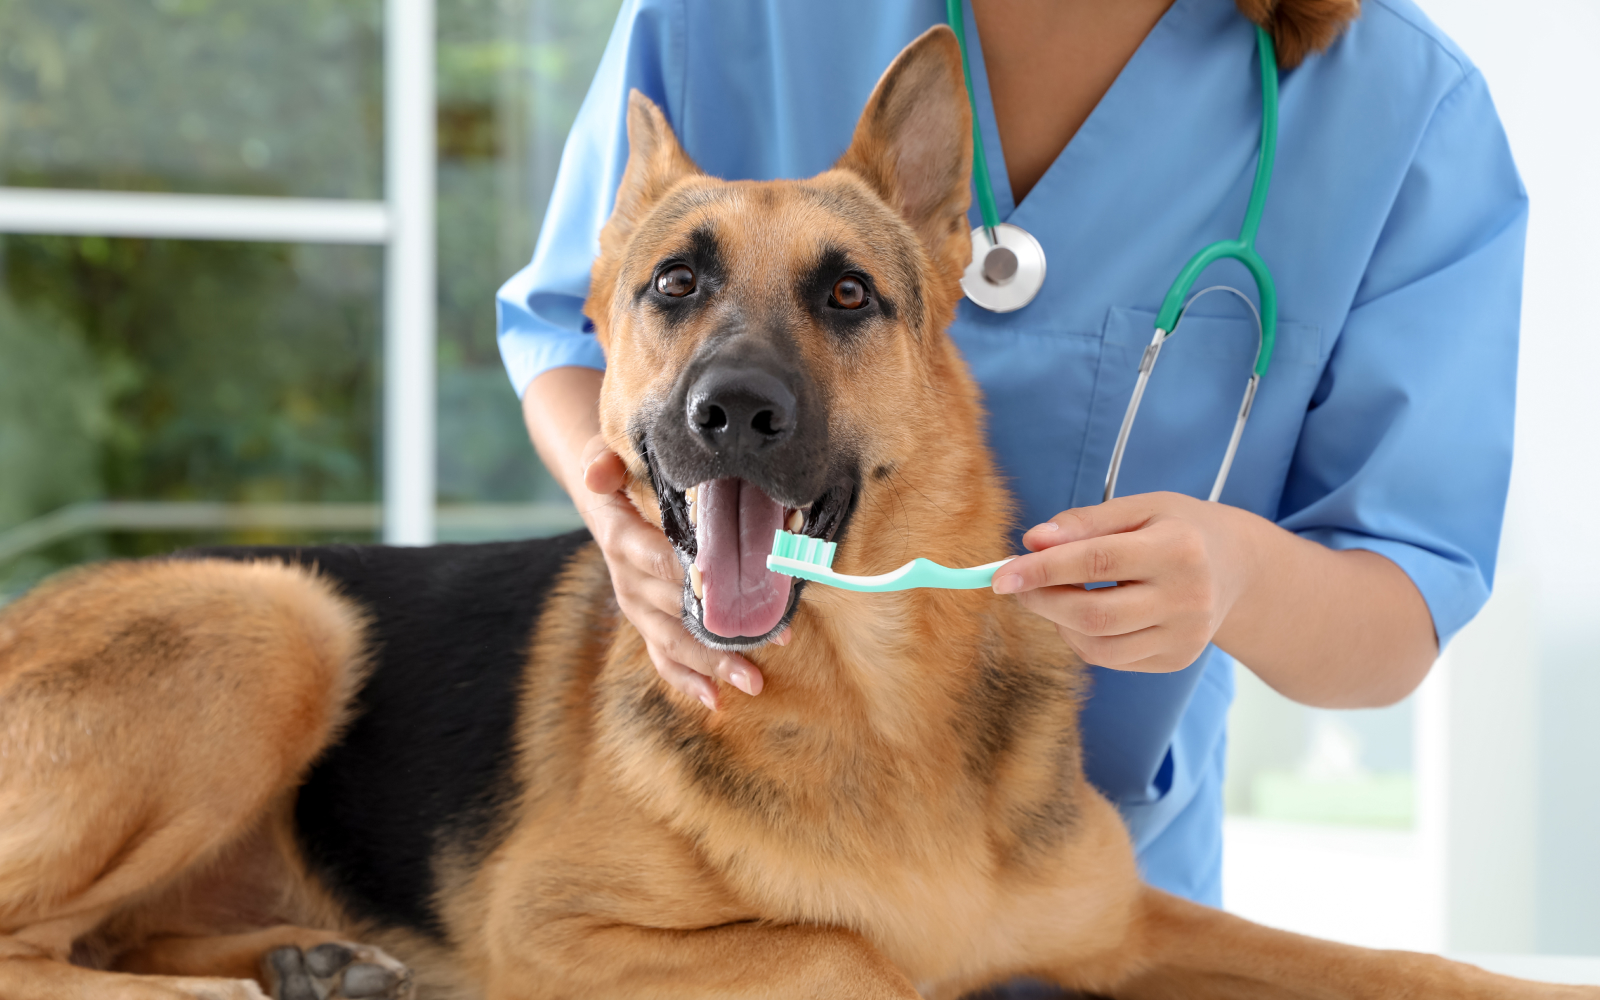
left=0, top=559, right=375, bottom=996
left=0, top=22, right=1590, bottom=1000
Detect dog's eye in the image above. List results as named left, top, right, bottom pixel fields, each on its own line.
left=656, top=266, right=696, bottom=297
left=830, top=275, right=867, bottom=310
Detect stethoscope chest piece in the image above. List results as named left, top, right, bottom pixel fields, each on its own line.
left=960, top=223, right=1046, bottom=312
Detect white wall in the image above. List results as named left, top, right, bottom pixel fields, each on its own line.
left=1224, top=0, right=1600, bottom=957
left=1423, top=0, right=1600, bottom=956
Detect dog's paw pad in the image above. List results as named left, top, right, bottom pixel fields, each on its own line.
left=339, top=964, right=399, bottom=998
left=304, top=944, right=356, bottom=979
left=263, top=942, right=411, bottom=1000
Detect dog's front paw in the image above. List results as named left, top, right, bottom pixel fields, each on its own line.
left=263, top=942, right=413, bottom=1000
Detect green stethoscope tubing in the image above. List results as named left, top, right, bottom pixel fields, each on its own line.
left=945, top=0, right=1004, bottom=241
left=1157, top=22, right=1280, bottom=381
left=944, top=2, right=1282, bottom=503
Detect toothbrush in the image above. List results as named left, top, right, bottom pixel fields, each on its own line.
left=765, top=529, right=1012, bottom=593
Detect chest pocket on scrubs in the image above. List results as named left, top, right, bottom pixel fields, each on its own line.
left=1080, top=305, right=1325, bottom=516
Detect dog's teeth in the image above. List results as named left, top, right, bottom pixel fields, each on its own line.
left=688, top=502, right=697, bottom=527
left=690, top=564, right=704, bottom=601
left=786, top=509, right=804, bottom=533
left=685, top=485, right=697, bottom=503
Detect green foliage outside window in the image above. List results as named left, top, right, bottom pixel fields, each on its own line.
left=0, top=0, right=622, bottom=598
left=0, top=0, right=384, bottom=197
left=436, top=0, right=621, bottom=506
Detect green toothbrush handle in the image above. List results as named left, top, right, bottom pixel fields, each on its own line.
left=899, top=558, right=1005, bottom=590
left=766, top=554, right=1012, bottom=593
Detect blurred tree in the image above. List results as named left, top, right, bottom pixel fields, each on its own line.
left=0, top=292, right=106, bottom=528
left=436, top=0, right=620, bottom=505
left=0, top=0, right=383, bottom=197
left=0, top=0, right=621, bottom=595
left=0, top=233, right=382, bottom=596
left=3, top=235, right=381, bottom=505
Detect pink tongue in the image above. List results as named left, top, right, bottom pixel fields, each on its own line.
left=695, top=477, right=793, bottom=639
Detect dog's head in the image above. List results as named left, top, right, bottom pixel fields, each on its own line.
left=587, top=26, right=1006, bottom=650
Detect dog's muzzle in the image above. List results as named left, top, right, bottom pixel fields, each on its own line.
left=638, top=344, right=854, bottom=648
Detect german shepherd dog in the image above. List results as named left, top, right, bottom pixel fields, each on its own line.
left=0, top=26, right=1588, bottom=1000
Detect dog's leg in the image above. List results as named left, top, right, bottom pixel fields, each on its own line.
left=0, top=956, right=271, bottom=999
left=987, top=794, right=1596, bottom=999
left=1074, top=887, right=1599, bottom=999
left=488, top=919, right=922, bottom=999
left=122, top=928, right=413, bottom=1000
left=0, top=558, right=369, bottom=999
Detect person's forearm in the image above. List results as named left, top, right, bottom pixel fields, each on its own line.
left=1213, top=509, right=1438, bottom=709
left=522, top=366, right=606, bottom=502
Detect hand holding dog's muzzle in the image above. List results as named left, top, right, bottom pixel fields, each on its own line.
left=578, top=436, right=767, bottom=709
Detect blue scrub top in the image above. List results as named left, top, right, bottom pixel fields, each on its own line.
left=496, top=0, right=1526, bottom=904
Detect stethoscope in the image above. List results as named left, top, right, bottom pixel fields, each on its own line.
left=945, top=1, right=1281, bottom=504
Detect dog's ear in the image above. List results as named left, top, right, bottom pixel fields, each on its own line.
left=836, top=25, right=972, bottom=278
left=590, top=92, right=701, bottom=349
left=602, top=90, right=701, bottom=249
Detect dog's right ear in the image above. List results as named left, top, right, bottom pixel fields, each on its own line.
left=590, top=92, right=701, bottom=349
left=602, top=91, right=701, bottom=248
left=836, top=26, right=973, bottom=281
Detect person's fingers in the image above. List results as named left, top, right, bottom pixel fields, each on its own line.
left=719, top=655, right=763, bottom=697
left=577, top=432, right=609, bottom=464
left=583, top=452, right=628, bottom=496
left=1063, top=636, right=1194, bottom=673
left=635, top=605, right=765, bottom=700
left=1013, top=581, right=1163, bottom=637
left=629, top=574, right=688, bottom=616
left=581, top=437, right=628, bottom=496
left=658, top=621, right=763, bottom=696
left=654, top=652, right=763, bottom=704
left=608, top=514, right=684, bottom=584
left=574, top=436, right=770, bottom=705
left=649, top=639, right=763, bottom=702
left=1020, top=495, right=1171, bottom=552
left=994, top=530, right=1168, bottom=594
left=1053, top=621, right=1177, bottom=670
left=576, top=480, right=642, bottom=535
left=1021, top=518, right=1069, bottom=552
left=652, top=655, right=720, bottom=709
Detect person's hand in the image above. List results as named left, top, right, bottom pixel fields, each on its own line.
left=575, top=435, right=771, bottom=709
left=991, top=493, right=1258, bottom=673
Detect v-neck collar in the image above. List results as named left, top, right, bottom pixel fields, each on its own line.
left=961, top=0, right=1208, bottom=226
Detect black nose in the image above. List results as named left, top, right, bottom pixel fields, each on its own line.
left=686, top=367, right=797, bottom=457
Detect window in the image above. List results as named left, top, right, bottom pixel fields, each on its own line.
left=0, top=0, right=622, bottom=598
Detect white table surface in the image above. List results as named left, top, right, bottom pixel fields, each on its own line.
left=1451, top=954, right=1600, bottom=987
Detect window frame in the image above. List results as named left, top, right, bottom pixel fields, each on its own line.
left=0, top=0, right=438, bottom=546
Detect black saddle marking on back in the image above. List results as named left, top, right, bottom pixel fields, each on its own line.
left=181, top=530, right=592, bottom=938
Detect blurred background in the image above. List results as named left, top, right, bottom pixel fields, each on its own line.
left=1220, top=0, right=1600, bottom=962
left=0, top=0, right=613, bottom=594
left=0, top=0, right=1593, bottom=963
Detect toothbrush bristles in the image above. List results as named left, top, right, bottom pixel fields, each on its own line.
left=771, top=529, right=836, bottom=569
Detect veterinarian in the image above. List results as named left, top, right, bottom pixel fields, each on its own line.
left=498, top=0, right=1525, bottom=907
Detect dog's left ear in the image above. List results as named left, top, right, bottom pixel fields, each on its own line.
left=599, top=90, right=702, bottom=256
left=837, top=26, right=973, bottom=278
left=589, top=91, right=701, bottom=348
